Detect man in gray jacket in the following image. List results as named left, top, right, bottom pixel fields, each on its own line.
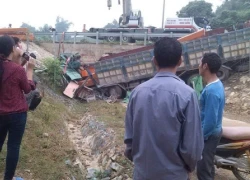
left=124, top=37, right=204, bottom=180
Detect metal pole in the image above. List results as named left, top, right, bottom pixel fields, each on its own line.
left=123, top=0, right=126, bottom=26
left=144, top=32, right=147, bottom=46
left=120, top=32, right=123, bottom=46
left=26, top=32, right=29, bottom=52
left=162, top=0, right=165, bottom=28
left=74, top=31, right=77, bottom=51
left=96, top=32, right=99, bottom=45
left=249, top=39, right=250, bottom=75
left=73, top=31, right=77, bottom=45
left=53, top=31, right=56, bottom=57
left=54, top=65, right=56, bottom=90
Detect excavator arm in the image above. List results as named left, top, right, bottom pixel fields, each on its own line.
left=107, top=0, right=143, bottom=28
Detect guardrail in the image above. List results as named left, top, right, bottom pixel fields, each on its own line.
left=34, top=31, right=190, bottom=46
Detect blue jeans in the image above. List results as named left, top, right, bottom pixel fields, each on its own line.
left=0, top=112, right=27, bottom=180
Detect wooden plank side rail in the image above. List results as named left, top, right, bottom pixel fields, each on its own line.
left=0, top=28, right=34, bottom=41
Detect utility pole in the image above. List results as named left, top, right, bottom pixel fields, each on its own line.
left=162, top=0, right=165, bottom=28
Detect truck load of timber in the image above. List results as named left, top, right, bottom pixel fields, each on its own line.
left=0, top=28, right=34, bottom=41
left=60, top=27, right=250, bottom=101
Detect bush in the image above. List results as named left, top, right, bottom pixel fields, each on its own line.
left=43, top=58, right=62, bottom=87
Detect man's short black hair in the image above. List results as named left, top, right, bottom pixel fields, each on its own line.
left=154, top=37, right=182, bottom=68
left=202, top=52, right=222, bottom=73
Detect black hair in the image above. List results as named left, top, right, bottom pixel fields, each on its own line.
left=0, top=35, right=15, bottom=89
left=12, top=36, right=20, bottom=45
left=154, top=37, right=182, bottom=68
left=202, top=52, right=222, bottom=73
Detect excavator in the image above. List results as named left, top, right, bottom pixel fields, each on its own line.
left=89, top=0, right=147, bottom=43
left=89, top=0, right=211, bottom=43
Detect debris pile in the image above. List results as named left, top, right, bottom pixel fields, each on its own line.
left=225, top=75, right=250, bottom=115
left=66, top=114, right=132, bottom=180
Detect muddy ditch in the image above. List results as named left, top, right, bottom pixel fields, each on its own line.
left=66, top=114, right=132, bottom=180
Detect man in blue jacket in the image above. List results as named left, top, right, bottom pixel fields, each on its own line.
left=197, top=53, right=225, bottom=180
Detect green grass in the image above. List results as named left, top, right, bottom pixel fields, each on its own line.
left=0, top=92, right=132, bottom=179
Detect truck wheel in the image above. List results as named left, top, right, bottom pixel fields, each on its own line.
left=217, top=67, right=230, bottom=81
left=130, top=38, right=136, bottom=43
left=108, top=86, right=124, bottom=99
left=107, top=36, right=116, bottom=42
left=151, top=37, right=160, bottom=42
left=122, top=36, right=129, bottom=43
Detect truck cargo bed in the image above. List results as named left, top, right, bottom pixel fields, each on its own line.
left=94, top=27, right=250, bottom=87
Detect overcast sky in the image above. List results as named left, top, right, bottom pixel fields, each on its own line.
left=2, top=0, right=224, bottom=31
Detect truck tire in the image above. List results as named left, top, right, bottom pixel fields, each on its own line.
left=217, top=67, right=230, bottom=81
left=151, top=37, right=160, bottom=42
left=108, top=86, right=123, bottom=99
left=122, top=36, right=129, bottom=43
left=130, top=38, right=136, bottom=43
left=107, top=36, right=117, bottom=43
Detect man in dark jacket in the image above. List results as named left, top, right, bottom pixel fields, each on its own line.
left=124, top=37, right=204, bottom=180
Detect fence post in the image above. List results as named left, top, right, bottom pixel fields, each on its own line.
left=53, top=64, right=57, bottom=91
left=120, top=32, right=123, bottom=46
left=144, top=32, right=147, bottom=46
left=26, top=32, right=29, bottom=52
left=249, top=39, right=250, bottom=76
left=96, top=32, right=99, bottom=45
left=74, top=31, right=77, bottom=44
left=53, top=31, right=56, bottom=43
left=53, top=31, right=56, bottom=57
left=74, top=31, right=77, bottom=51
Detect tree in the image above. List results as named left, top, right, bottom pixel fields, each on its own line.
left=20, top=23, right=53, bottom=42
left=103, top=19, right=119, bottom=28
left=177, top=0, right=250, bottom=29
left=211, top=0, right=250, bottom=29
left=38, top=24, right=51, bottom=33
left=20, top=23, right=37, bottom=33
left=55, top=16, right=72, bottom=33
left=37, top=24, right=53, bottom=42
left=177, top=0, right=214, bottom=19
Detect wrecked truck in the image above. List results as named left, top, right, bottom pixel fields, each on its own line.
left=61, top=27, right=250, bottom=101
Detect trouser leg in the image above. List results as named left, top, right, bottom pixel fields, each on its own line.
left=197, top=132, right=222, bottom=180
left=4, top=112, right=27, bottom=180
